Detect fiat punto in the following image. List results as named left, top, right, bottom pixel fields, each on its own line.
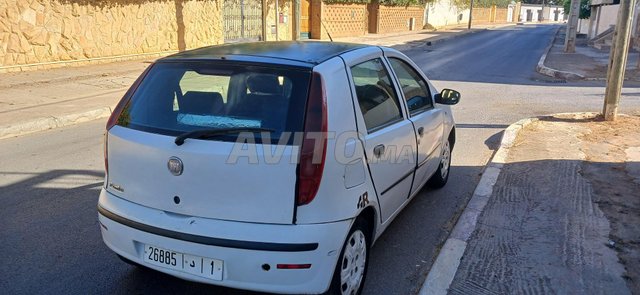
left=98, top=42, right=460, bottom=295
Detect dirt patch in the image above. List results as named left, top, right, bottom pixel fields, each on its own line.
left=578, top=115, right=640, bottom=293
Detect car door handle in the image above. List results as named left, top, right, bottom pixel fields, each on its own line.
left=417, top=127, right=424, bottom=137
left=373, top=144, right=385, bottom=158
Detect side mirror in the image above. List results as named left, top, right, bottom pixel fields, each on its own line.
left=434, top=89, right=461, bottom=105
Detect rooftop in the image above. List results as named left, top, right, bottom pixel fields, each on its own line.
left=160, top=41, right=369, bottom=67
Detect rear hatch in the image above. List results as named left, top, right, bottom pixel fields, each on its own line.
left=105, top=61, right=311, bottom=224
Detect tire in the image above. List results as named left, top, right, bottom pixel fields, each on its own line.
left=427, top=138, right=452, bottom=189
left=325, top=219, right=370, bottom=295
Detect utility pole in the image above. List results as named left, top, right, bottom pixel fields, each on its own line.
left=603, top=0, right=635, bottom=121
left=468, top=0, right=474, bottom=30
left=564, top=0, right=580, bottom=53
left=293, top=0, right=300, bottom=40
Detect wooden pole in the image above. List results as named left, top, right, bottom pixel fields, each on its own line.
left=275, top=0, right=280, bottom=41
left=603, top=0, right=635, bottom=121
left=293, top=0, right=300, bottom=40
left=564, top=0, right=580, bottom=53
left=262, top=0, right=268, bottom=41
left=468, top=0, right=474, bottom=30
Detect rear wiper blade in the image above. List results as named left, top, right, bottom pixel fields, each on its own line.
left=175, top=127, right=274, bottom=146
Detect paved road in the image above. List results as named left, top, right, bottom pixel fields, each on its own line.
left=1, top=24, right=640, bottom=295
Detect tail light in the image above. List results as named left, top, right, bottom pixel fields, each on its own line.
left=296, top=72, right=328, bottom=206
left=103, top=64, right=152, bottom=183
left=103, top=132, right=109, bottom=182
left=104, top=94, right=128, bottom=182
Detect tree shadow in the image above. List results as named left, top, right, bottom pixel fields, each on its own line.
left=449, top=159, right=640, bottom=294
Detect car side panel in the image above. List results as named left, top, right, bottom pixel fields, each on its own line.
left=295, top=56, right=379, bottom=225
left=381, top=50, right=446, bottom=193
left=339, top=48, right=418, bottom=231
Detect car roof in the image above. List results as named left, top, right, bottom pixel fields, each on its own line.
left=159, top=41, right=371, bottom=68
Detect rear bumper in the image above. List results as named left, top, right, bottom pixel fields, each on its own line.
left=98, top=189, right=352, bottom=294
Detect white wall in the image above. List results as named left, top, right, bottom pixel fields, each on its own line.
left=595, top=4, right=619, bottom=35
left=578, top=18, right=590, bottom=34
left=424, top=0, right=470, bottom=28
left=519, top=5, right=564, bottom=22
left=546, top=7, right=565, bottom=22
left=520, top=5, right=541, bottom=22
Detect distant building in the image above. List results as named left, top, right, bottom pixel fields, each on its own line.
left=576, top=0, right=640, bottom=50
left=517, top=4, right=565, bottom=23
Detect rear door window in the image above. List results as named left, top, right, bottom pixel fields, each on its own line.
left=350, top=58, right=403, bottom=133
left=117, top=62, right=311, bottom=144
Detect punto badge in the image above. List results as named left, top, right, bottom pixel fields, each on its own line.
left=167, top=157, right=183, bottom=176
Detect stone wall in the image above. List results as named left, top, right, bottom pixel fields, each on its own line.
left=1, top=0, right=224, bottom=71
left=371, top=4, right=424, bottom=34
left=472, top=6, right=508, bottom=23
left=495, top=7, right=508, bottom=22
left=311, top=1, right=367, bottom=39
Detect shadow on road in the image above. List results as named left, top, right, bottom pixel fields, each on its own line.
left=0, top=165, right=482, bottom=295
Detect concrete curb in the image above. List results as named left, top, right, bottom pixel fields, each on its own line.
left=535, top=27, right=585, bottom=80
left=418, top=116, right=539, bottom=295
left=0, top=107, right=112, bottom=140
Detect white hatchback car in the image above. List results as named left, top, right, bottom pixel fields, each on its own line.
left=98, top=42, right=460, bottom=295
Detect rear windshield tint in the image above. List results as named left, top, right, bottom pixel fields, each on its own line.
left=116, top=62, right=311, bottom=144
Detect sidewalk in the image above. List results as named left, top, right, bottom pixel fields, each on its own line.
left=540, top=26, right=640, bottom=80
left=426, top=113, right=640, bottom=294
left=0, top=59, right=152, bottom=139
left=0, top=23, right=513, bottom=139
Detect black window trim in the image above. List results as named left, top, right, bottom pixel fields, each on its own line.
left=349, top=57, right=407, bottom=135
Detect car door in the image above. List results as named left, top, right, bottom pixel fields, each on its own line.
left=342, top=50, right=417, bottom=224
left=384, top=52, right=445, bottom=196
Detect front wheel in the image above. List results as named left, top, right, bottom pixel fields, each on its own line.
left=326, top=219, right=370, bottom=295
left=427, top=139, right=452, bottom=188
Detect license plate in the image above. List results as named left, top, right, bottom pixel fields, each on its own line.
left=143, top=244, right=223, bottom=281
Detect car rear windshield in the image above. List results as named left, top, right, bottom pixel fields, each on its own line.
left=116, top=62, right=311, bottom=144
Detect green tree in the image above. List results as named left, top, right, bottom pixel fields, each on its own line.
left=522, top=0, right=563, bottom=4
left=322, top=0, right=431, bottom=4
left=451, top=0, right=512, bottom=9
left=563, top=0, right=591, bottom=19
left=475, top=0, right=512, bottom=8
left=378, top=0, right=430, bottom=5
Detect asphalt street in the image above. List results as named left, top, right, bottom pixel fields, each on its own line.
left=1, top=24, right=640, bottom=295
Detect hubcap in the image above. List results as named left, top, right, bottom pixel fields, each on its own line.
left=340, top=230, right=367, bottom=295
left=440, top=141, right=451, bottom=179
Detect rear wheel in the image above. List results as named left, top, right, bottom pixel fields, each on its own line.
left=427, top=138, right=451, bottom=188
left=326, top=219, right=370, bottom=295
